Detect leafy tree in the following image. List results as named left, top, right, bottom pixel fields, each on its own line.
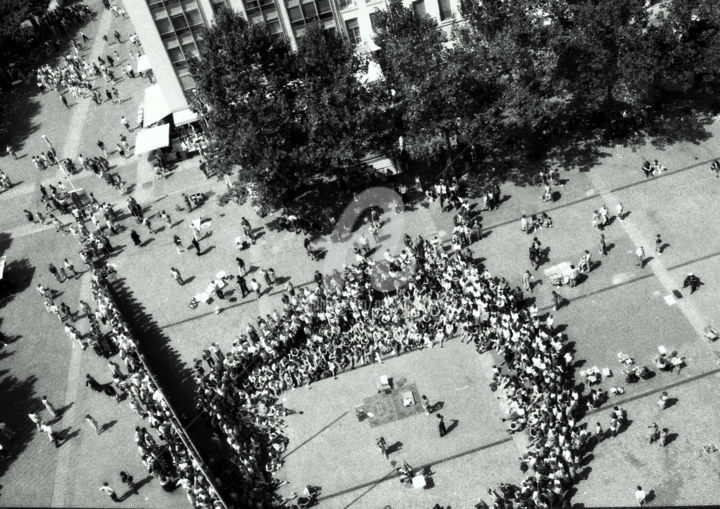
left=191, top=10, right=377, bottom=222
left=372, top=0, right=498, bottom=161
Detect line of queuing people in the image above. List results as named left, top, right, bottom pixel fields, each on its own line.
left=37, top=193, right=226, bottom=507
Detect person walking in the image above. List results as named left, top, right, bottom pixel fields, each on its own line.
left=130, top=230, right=141, bottom=246
left=636, top=246, right=645, bottom=268
left=190, top=237, right=201, bottom=255
left=85, top=414, right=102, bottom=434
left=99, top=482, right=120, bottom=502
left=40, top=423, right=60, bottom=447
left=142, top=216, right=154, bottom=234
left=522, top=270, right=534, bottom=292
left=28, top=412, right=44, bottom=431
left=635, top=486, right=647, bottom=506
left=173, top=234, right=185, bottom=253
left=170, top=267, right=184, bottom=285
left=41, top=395, right=58, bottom=418
left=437, top=414, right=447, bottom=437
left=655, top=234, right=663, bottom=256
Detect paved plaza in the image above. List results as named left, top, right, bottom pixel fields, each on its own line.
left=2, top=2, right=720, bottom=508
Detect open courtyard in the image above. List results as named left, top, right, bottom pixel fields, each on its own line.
left=2, top=1, right=720, bottom=508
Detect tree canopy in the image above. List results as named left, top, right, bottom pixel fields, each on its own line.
left=193, top=0, right=720, bottom=224
left=191, top=10, right=376, bottom=219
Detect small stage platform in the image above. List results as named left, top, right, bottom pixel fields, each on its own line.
left=356, top=380, right=424, bottom=427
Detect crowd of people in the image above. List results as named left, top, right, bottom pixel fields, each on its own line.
left=56, top=249, right=225, bottom=507
left=189, top=208, right=590, bottom=507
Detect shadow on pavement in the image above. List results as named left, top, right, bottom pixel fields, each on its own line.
left=0, top=372, right=40, bottom=483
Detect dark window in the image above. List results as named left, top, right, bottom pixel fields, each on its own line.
left=345, top=18, right=361, bottom=45
left=412, top=0, right=425, bottom=18
left=438, top=0, right=452, bottom=20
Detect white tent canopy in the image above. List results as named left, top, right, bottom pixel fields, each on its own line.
left=134, top=124, right=170, bottom=155
left=143, top=84, right=171, bottom=128
left=137, top=54, right=152, bottom=73
left=173, top=108, right=198, bottom=127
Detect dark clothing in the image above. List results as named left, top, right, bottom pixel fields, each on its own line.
left=130, top=230, right=141, bottom=246
left=438, top=415, right=446, bottom=437
left=683, top=275, right=700, bottom=293
left=191, top=238, right=200, bottom=255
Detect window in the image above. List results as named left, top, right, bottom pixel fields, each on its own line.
left=438, top=0, right=452, bottom=20
left=301, top=2, right=318, bottom=22
left=345, top=18, right=361, bottom=45
left=412, top=0, right=425, bottom=18
left=186, top=8, right=205, bottom=26
left=171, top=14, right=188, bottom=30
left=338, top=0, right=354, bottom=8
left=317, top=0, right=332, bottom=19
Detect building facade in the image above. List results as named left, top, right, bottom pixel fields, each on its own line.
left=125, top=0, right=461, bottom=113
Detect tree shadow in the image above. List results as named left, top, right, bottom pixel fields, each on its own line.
left=0, top=372, right=39, bottom=479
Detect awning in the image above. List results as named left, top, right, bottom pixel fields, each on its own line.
left=173, top=108, right=199, bottom=127
left=143, top=84, right=171, bottom=128
left=134, top=124, right=170, bottom=155
left=137, top=54, right=152, bottom=73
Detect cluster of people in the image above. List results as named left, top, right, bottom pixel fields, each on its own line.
left=79, top=266, right=223, bottom=507
left=191, top=226, right=554, bottom=504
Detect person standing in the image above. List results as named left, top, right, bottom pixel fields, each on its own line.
left=85, top=414, right=102, bottom=434
left=657, top=391, right=669, bottom=410
left=437, top=414, right=447, bottom=437
left=616, top=202, right=624, bottom=221
left=160, top=210, right=172, bottom=228
left=61, top=94, right=69, bottom=109
left=170, top=267, right=184, bottom=285
left=635, top=486, right=646, bottom=506
left=655, top=234, right=663, bottom=256
left=552, top=290, right=563, bottom=311
left=130, top=230, right=141, bottom=246
left=635, top=246, right=645, bottom=268
left=64, top=258, right=79, bottom=278
left=249, top=279, right=261, bottom=299
left=120, top=471, right=136, bottom=495
left=683, top=273, right=701, bottom=293
left=376, top=437, right=389, bottom=459
left=236, top=275, right=250, bottom=298
left=41, top=396, right=58, bottom=418
left=173, top=234, right=185, bottom=253
left=48, top=262, right=63, bottom=283
left=421, top=395, right=431, bottom=415
left=599, top=234, right=607, bottom=256
left=190, top=237, right=201, bottom=255
left=99, top=482, right=120, bottom=502
left=120, top=115, right=131, bottom=131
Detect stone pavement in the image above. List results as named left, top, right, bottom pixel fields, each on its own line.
left=113, top=120, right=720, bottom=507
left=2, top=2, right=720, bottom=507
left=0, top=0, right=185, bottom=506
